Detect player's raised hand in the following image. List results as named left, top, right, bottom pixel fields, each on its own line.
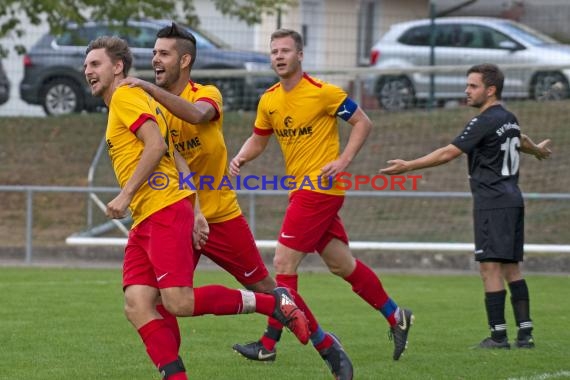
left=379, top=159, right=410, bottom=175
left=534, top=139, right=552, bottom=160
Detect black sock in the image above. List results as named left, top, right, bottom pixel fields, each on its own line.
left=263, top=325, right=282, bottom=342
left=485, top=290, right=507, bottom=340
left=509, top=279, right=533, bottom=338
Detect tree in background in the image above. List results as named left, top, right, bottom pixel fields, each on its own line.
left=0, top=0, right=296, bottom=56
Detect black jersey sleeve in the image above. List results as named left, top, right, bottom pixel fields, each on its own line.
left=451, top=116, right=489, bottom=154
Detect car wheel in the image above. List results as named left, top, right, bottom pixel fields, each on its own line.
left=209, top=78, right=244, bottom=111
left=375, top=76, right=415, bottom=111
left=531, top=72, right=569, bottom=101
left=41, top=78, right=84, bottom=116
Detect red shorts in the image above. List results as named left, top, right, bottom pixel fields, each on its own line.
left=123, top=198, right=195, bottom=289
left=196, top=215, right=269, bottom=285
left=278, top=190, right=349, bottom=253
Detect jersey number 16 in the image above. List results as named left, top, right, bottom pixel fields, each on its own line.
left=500, top=136, right=520, bottom=176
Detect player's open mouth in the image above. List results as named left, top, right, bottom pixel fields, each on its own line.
left=155, top=68, right=165, bottom=78
left=88, top=78, right=99, bottom=88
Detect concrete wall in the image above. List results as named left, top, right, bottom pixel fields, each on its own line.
left=193, top=0, right=259, bottom=51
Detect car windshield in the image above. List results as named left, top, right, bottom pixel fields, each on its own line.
left=499, top=21, right=559, bottom=46
left=191, top=27, right=230, bottom=50
left=54, top=22, right=231, bottom=51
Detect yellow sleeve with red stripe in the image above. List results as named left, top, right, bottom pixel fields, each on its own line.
left=194, top=83, right=222, bottom=122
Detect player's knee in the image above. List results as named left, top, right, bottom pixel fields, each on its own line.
left=273, top=256, right=296, bottom=274
left=123, top=298, right=152, bottom=326
left=324, top=255, right=355, bottom=278
left=123, top=302, right=136, bottom=323
left=327, top=262, right=347, bottom=277
left=503, top=265, right=522, bottom=282
left=161, top=288, right=195, bottom=317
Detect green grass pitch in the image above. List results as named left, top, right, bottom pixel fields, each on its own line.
left=0, top=267, right=568, bottom=379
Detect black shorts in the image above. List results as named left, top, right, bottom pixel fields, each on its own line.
left=473, top=207, right=524, bottom=263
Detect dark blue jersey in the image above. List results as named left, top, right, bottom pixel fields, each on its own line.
left=452, top=104, right=524, bottom=210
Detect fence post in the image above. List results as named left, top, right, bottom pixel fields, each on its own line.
left=353, top=74, right=362, bottom=106
left=87, top=136, right=107, bottom=229
left=25, top=189, right=33, bottom=264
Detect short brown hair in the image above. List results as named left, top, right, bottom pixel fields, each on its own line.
left=86, top=36, right=132, bottom=77
left=270, top=29, right=303, bottom=52
left=467, top=63, right=504, bottom=99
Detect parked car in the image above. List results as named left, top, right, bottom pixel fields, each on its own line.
left=368, top=17, right=570, bottom=110
left=20, top=19, right=274, bottom=115
left=0, top=58, right=10, bottom=106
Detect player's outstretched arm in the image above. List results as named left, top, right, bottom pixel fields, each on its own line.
left=229, top=134, right=271, bottom=176
left=120, top=76, right=216, bottom=124
left=520, top=134, right=552, bottom=160
left=379, top=144, right=462, bottom=175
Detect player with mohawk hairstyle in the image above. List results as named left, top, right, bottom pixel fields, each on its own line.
left=84, top=34, right=309, bottom=380
left=119, top=22, right=354, bottom=379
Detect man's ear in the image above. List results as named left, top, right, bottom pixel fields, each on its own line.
left=114, top=60, right=124, bottom=76
left=487, top=85, right=497, bottom=98
left=181, top=53, right=192, bottom=70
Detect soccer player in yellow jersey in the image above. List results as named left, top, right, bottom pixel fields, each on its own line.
left=120, top=23, right=353, bottom=379
left=230, top=29, right=414, bottom=362
left=83, top=36, right=309, bottom=380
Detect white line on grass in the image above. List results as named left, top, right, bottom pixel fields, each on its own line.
left=507, top=371, right=570, bottom=380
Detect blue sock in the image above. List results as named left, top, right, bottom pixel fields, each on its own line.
left=380, top=298, right=398, bottom=319
left=310, top=326, right=327, bottom=346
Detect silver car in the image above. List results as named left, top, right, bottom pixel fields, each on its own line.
left=368, top=17, right=570, bottom=110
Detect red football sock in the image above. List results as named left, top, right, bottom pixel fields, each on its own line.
left=276, top=275, right=329, bottom=351
left=192, top=285, right=274, bottom=316
left=260, top=333, right=279, bottom=351
left=261, top=274, right=298, bottom=350
left=276, top=273, right=298, bottom=291
left=261, top=274, right=322, bottom=351
left=156, top=304, right=181, bottom=350
left=264, top=273, right=300, bottom=338
left=344, top=259, right=390, bottom=311
left=286, top=288, right=318, bottom=334
left=138, top=319, right=185, bottom=379
left=314, top=333, right=334, bottom=352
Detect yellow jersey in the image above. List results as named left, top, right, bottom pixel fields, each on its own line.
left=106, top=86, right=192, bottom=228
left=163, top=81, right=241, bottom=223
left=254, top=73, right=348, bottom=195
